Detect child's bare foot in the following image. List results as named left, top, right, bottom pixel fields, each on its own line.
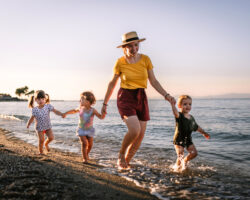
left=173, top=163, right=181, bottom=172
left=38, top=152, right=44, bottom=155
left=82, top=159, right=88, bottom=164
left=45, top=144, right=50, bottom=152
left=117, top=153, right=128, bottom=169
left=181, top=160, right=188, bottom=171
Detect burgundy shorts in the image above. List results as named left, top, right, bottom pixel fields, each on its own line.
left=117, top=88, right=150, bottom=121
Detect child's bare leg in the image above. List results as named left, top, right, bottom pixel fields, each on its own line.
left=44, top=129, right=54, bottom=152
left=79, top=136, right=89, bottom=163
left=86, top=136, right=93, bottom=160
left=37, top=131, right=45, bottom=154
left=125, top=121, right=147, bottom=166
left=184, top=144, right=197, bottom=164
left=174, top=145, right=184, bottom=168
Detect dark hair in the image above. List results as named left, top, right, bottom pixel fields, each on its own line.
left=81, top=91, right=96, bottom=105
left=28, top=90, right=47, bottom=108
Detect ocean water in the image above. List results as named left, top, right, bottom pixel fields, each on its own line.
left=0, top=99, right=250, bottom=200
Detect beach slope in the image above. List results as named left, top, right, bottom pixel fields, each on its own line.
left=0, top=128, right=157, bottom=200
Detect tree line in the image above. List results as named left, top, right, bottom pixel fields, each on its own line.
left=15, top=86, right=34, bottom=98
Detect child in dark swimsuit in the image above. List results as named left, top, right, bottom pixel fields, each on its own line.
left=170, top=95, right=210, bottom=171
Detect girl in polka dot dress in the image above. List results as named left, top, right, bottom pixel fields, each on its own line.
left=27, top=90, right=63, bottom=154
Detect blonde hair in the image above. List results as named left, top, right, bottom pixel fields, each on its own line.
left=28, top=90, right=48, bottom=108
left=81, top=91, right=96, bottom=105
left=177, top=95, right=192, bottom=108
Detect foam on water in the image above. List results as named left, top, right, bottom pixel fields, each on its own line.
left=0, top=114, right=23, bottom=121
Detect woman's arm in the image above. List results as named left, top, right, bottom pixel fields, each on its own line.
left=101, top=74, right=120, bottom=114
left=148, top=69, right=175, bottom=103
left=197, top=126, right=210, bottom=139
left=27, top=116, right=35, bottom=128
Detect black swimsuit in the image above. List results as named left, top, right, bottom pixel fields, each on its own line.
left=173, top=112, right=198, bottom=148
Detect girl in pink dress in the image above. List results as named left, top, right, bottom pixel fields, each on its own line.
left=63, top=91, right=105, bottom=163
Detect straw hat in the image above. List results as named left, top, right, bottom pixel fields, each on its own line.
left=117, top=31, right=146, bottom=48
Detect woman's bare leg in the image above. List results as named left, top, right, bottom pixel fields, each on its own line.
left=118, top=115, right=141, bottom=168
left=125, top=120, right=147, bottom=165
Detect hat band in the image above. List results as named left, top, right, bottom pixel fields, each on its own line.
left=123, top=37, right=139, bottom=43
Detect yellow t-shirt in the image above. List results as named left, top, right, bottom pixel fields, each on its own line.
left=113, top=54, right=153, bottom=89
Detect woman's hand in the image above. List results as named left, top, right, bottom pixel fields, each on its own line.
left=165, top=94, right=176, bottom=104
left=101, top=104, right=107, bottom=115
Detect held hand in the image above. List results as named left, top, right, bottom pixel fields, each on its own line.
left=62, top=113, right=66, bottom=118
left=101, top=105, right=107, bottom=115
left=204, top=133, right=210, bottom=140
left=101, top=113, right=106, bottom=119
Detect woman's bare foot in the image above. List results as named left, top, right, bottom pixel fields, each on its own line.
left=117, top=153, right=128, bottom=169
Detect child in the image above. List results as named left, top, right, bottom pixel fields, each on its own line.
left=170, top=95, right=210, bottom=171
left=62, top=91, right=105, bottom=163
left=27, top=90, right=63, bottom=155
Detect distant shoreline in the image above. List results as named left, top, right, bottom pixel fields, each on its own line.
left=0, top=98, right=27, bottom=102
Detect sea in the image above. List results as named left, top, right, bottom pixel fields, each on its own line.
left=0, top=99, right=250, bottom=200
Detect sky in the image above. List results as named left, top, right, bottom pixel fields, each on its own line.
left=0, top=0, right=249, bottom=100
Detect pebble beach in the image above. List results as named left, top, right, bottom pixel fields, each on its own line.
left=0, top=128, right=157, bottom=200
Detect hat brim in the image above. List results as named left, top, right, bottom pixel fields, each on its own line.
left=117, top=38, right=146, bottom=48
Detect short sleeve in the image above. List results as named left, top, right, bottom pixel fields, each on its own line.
left=31, top=108, right=36, bottom=117
left=145, top=55, right=153, bottom=70
left=47, top=104, right=54, bottom=111
left=113, top=59, right=120, bottom=75
left=192, top=116, right=199, bottom=131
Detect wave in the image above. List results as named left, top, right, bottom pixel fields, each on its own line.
left=0, top=114, right=28, bottom=121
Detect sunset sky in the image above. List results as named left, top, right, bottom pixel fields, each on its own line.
left=0, top=0, right=249, bottom=100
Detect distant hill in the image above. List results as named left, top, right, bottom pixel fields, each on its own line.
left=0, top=93, right=26, bottom=101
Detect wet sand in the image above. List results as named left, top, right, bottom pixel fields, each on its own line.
left=0, top=128, right=158, bottom=200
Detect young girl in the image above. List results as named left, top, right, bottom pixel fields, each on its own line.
left=170, top=95, right=210, bottom=171
left=62, top=91, right=105, bottom=163
left=27, top=90, right=63, bottom=155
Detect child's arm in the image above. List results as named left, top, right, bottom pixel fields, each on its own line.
left=197, top=126, right=210, bottom=139
left=62, top=109, right=79, bottom=118
left=93, top=108, right=105, bottom=119
left=170, top=99, right=179, bottom=118
left=52, top=108, right=64, bottom=117
left=27, top=116, right=35, bottom=129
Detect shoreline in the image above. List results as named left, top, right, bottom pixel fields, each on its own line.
left=0, top=127, right=158, bottom=200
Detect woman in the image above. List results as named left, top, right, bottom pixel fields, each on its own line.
left=101, top=31, right=175, bottom=169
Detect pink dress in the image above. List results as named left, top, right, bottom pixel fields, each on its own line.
left=76, top=107, right=95, bottom=137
